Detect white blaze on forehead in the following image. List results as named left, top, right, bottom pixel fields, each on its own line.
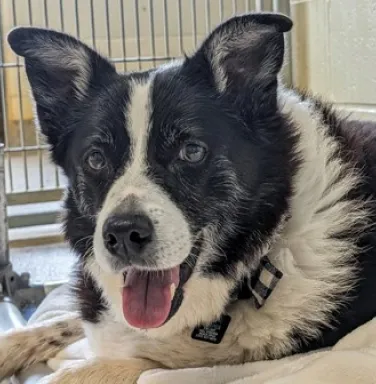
left=93, top=73, right=192, bottom=274
left=126, top=78, right=153, bottom=182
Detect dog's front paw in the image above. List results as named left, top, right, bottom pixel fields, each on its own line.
left=0, top=314, right=83, bottom=381
left=38, top=358, right=160, bottom=384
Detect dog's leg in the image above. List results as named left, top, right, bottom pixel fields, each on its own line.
left=38, top=358, right=162, bottom=384
left=0, top=313, right=84, bottom=380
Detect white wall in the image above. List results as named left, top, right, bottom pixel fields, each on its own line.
left=291, top=0, right=376, bottom=120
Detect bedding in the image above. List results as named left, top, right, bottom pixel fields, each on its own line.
left=23, top=285, right=376, bottom=384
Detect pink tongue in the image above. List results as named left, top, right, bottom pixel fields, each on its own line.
left=122, top=267, right=180, bottom=329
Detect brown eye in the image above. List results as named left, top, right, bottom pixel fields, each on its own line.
left=179, top=143, right=207, bottom=163
left=87, top=151, right=106, bottom=170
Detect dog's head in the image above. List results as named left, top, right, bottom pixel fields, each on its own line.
left=8, top=13, right=296, bottom=334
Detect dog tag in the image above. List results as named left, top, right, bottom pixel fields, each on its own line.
left=191, top=314, right=231, bottom=344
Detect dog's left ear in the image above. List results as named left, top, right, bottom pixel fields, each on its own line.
left=7, top=27, right=116, bottom=166
left=191, top=13, right=292, bottom=93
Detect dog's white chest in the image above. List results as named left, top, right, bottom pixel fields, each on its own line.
left=84, top=315, right=245, bottom=368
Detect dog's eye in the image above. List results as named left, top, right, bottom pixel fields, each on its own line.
left=179, top=143, right=207, bottom=163
left=86, top=151, right=106, bottom=170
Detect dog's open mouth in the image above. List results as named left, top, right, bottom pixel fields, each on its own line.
left=121, top=236, right=202, bottom=329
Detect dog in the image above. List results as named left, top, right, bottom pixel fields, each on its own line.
left=1, top=12, right=376, bottom=384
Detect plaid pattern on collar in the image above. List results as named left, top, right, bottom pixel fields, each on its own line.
left=234, top=255, right=283, bottom=309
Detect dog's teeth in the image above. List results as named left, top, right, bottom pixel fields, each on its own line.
left=170, top=283, right=176, bottom=298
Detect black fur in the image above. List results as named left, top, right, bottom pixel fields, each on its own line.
left=72, top=262, right=107, bottom=324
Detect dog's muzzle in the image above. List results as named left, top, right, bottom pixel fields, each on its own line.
left=101, top=211, right=201, bottom=330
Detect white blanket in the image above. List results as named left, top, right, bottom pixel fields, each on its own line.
left=42, top=317, right=376, bottom=384
left=29, top=286, right=376, bottom=384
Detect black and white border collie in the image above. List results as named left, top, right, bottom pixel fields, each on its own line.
left=1, top=12, right=376, bottom=383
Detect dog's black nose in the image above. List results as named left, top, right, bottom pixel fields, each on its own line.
left=103, top=214, right=154, bottom=262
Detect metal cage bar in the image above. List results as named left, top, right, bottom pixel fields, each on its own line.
left=0, top=0, right=292, bottom=208
left=0, top=144, right=9, bottom=267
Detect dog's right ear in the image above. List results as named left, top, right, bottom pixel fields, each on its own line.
left=189, top=13, right=292, bottom=97
left=7, top=27, right=116, bottom=158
